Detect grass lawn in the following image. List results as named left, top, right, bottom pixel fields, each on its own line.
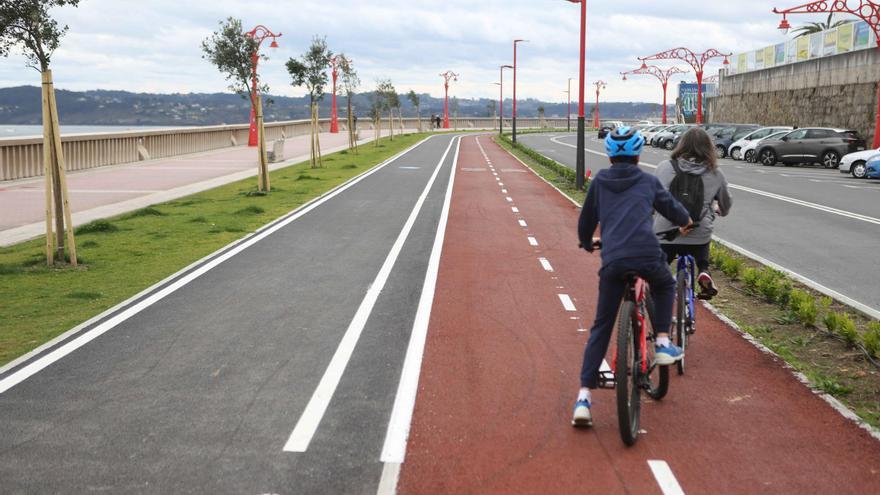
left=0, top=133, right=428, bottom=367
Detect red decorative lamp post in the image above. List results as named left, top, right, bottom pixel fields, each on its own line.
left=773, top=1, right=880, bottom=147
left=245, top=25, right=281, bottom=147
left=639, top=47, right=730, bottom=124
left=621, top=65, right=688, bottom=124
left=329, top=56, right=339, bottom=133
left=440, top=70, right=459, bottom=129
left=593, top=80, right=607, bottom=128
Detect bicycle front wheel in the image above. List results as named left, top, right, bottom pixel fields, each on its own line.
left=644, top=292, right=669, bottom=400
left=616, top=300, right=641, bottom=446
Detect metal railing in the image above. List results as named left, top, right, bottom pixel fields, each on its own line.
left=0, top=117, right=568, bottom=181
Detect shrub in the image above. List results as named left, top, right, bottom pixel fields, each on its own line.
left=837, top=313, right=859, bottom=345
left=720, top=256, right=744, bottom=279
left=789, top=289, right=818, bottom=327
left=864, top=322, right=880, bottom=358
left=741, top=267, right=760, bottom=290
left=755, top=268, right=787, bottom=304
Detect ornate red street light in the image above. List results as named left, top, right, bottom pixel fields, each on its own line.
left=565, top=0, right=587, bottom=189
left=773, top=1, right=880, bottom=147
left=621, top=65, right=688, bottom=124
left=440, top=70, right=459, bottom=129
left=593, top=80, right=607, bottom=128
left=512, top=39, right=528, bottom=143
left=639, top=47, right=730, bottom=124
left=500, top=64, right=513, bottom=135
left=245, top=25, right=281, bottom=147
left=329, top=56, right=340, bottom=133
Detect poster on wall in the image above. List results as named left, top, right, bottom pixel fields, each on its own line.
left=747, top=50, right=756, bottom=71
left=797, top=36, right=810, bottom=60
left=775, top=43, right=786, bottom=65
left=854, top=21, right=871, bottom=49
left=678, top=83, right=708, bottom=124
left=737, top=53, right=747, bottom=73
left=809, top=32, right=823, bottom=58
left=764, top=46, right=776, bottom=68
left=787, top=39, right=797, bottom=63
left=823, top=28, right=838, bottom=56
left=837, top=23, right=854, bottom=52
left=755, top=48, right=764, bottom=69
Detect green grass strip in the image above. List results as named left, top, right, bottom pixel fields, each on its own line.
left=0, top=133, right=428, bottom=366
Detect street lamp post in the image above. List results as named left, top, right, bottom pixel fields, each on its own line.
left=773, top=1, right=880, bottom=147
left=500, top=64, right=513, bottom=135
left=565, top=0, right=587, bottom=190
left=245, top=25, right=281, bottom=147
left=639, top=47, right=730, bottom=124
left=440, top=70, right=459, bottom=129
left=491, top=82, right=501, bottom=131
left=621, top=65, right=688, bottom=124
left=593, top=80, right=607, bottom=128
left=566, top=77, right=573, bottom=132
left=512, top=39, right=528, bottom=143
left=329, top=56, right=339, bottom=133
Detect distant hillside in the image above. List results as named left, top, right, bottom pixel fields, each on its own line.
left=0, top=86, right=672, bottom=125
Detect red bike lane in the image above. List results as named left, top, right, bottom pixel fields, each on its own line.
left=396, top=135, right=880, bottom=494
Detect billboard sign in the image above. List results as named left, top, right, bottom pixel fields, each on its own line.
left=678, top=83, right=714, bottom=123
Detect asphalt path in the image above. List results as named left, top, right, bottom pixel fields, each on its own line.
left=0, top=135, right=459, bottom=494
left=519, top=132, right=880, bottom=315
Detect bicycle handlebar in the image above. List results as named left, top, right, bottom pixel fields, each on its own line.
left=580, top=224, right=699, bottom=251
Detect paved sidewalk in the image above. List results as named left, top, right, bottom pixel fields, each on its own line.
left=0, top=128, right=414, bottom=247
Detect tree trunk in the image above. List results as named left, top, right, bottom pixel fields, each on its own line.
left=388, top=110, right=393, bottom=141
left=255, top=93, right=270, bottom=191
left=42, top=70, right=77, bottom=266
left=314, top=102, right=323, bottom=167
left=416, top=106, right=421, bottom=132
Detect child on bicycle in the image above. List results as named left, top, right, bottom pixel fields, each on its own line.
left=654, top=127, right=733, bottom=299
left=573, top=126, right=692, bottom=427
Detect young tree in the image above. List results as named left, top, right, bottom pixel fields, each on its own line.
left=486, top=100, right=496, bottom=118
left=450, top=97, right=460, bottom=130
left=406, top=90, right=421, bottom=132
left=337, top=53, right=360, bottom=152
left=1, top=0, right=81, bottom=266
left=202, top=17, right=272, bottom=192
left=376, top=79, right=397, bottom=141
left=538, top=105, right=546, bottom=128
left=369, top=84, right=387, bottom=146
left=287, top=36, right=332, bottom=168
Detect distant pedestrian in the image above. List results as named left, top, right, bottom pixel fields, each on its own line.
left=352, top=114, right=358, bottom=130
left=435, top=115, right=442, bottom=129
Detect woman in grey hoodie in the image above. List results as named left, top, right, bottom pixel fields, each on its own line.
left=654, top=127, right=733, bottom=298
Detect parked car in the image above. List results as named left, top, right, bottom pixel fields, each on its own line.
left=755, top=128, right=867, bottom=168
left=839, top=147, right=880, bottom=178
left=638, top=120, right=655, bottom=126
left=597, top=125, right=614, bottom=139
left=654, top=124, right=695, bottom=149
left=642, top=124, right=669, bottom=143
left=742, top=130, right=791, bottom=163
left=866, top=155, right=880, bottom=178
left=728, top=126, right=794, bottom=160
left=711, top=124, right=761, bottom=158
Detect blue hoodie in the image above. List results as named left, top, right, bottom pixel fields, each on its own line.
left=578, top=163, right=690, bottom=266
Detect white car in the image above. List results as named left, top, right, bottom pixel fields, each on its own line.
left=839, top=147, right=880, bottom=178
left=642, top=125, right=671, bottom=144
left=740, top=131, right=791, bottom=163
left=728, top=126, right=793, bottom=160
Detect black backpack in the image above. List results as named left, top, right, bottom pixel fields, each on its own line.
left=668, top=159, right=704, bottom=221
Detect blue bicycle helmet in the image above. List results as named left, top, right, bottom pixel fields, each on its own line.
left=605, top=125, right=645, bottom=158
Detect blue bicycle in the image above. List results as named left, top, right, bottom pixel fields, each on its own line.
left=672, top=254, right=697, bottom=376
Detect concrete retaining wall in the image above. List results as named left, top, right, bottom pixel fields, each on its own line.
left=707, top=47, right=880, bottom=142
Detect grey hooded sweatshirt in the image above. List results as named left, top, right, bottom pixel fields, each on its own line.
left=653, top=158, right=733, bottom=245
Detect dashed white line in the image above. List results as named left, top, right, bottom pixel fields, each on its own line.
left=527, top=236, right=538, bottom=246
left=512, top=207, right=519, bottom=213
left=538, top=257, right=554, bottom=272
left=502, top=189, right=508, bottom=193
left=518, top=219, right=527, bottom=227
left=648, top=460, right=685, bottom=495
left=558, top=294, right=577, bottom=312
left=506, top=197, right=513, bottom=202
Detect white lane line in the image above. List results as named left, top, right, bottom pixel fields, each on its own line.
left=512, top=207, right=519, bottom=213
left=558, top=294, right=577, bottom=312
left=538, top=257, right=554, bottom=272
left=528, top=236, right=538, bottom=246
left=398, top=166, right=421, bottom=170
left=283, top=137, right=459, bottom=453
left=376, top=462, right=401, bottom=495
left=506, top=196, right=513, bottom=202
left=518, top=219, right=527, bottom=227
left=499, top=182, right=504, bottom=186
left=378, top=136, right=461, bottom=469
left=648, top=460, right=685, bottom=495
left=548, top=135, right=880, bottom=226
left=502, top=189, right=508, bottom=193
left=0, top=136, right=440, bottom=393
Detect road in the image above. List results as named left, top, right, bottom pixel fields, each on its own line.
left=1, top=134, right=878, bottom=494
left=518, top=132, right=880, bottom=316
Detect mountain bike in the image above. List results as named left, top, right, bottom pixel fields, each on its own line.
left=672, top=254, right=697, bottom=376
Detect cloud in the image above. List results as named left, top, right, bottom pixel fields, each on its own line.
left=0, top=0, right=839, bottom=105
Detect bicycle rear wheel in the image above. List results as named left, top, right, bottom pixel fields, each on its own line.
left=616, top=300, right=641, bottom=446
left=644, top=292, right=668, bottom=400
left=675, top=270, right=688, bottom=376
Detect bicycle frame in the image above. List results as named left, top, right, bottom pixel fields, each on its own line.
left=677, top=255, right=697, bottom=322
left=609, top=275, right=651, bottom=377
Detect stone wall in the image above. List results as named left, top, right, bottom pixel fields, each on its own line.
left=707, top=47, right=880, bottom=143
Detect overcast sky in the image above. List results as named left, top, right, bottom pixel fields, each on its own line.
left=0, top=1, right=834, bottom=104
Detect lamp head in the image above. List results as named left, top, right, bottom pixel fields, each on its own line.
left=778, top=16, right=791, bottom=34
left=269, top=40, right=279, bottom=49
left=723, top=56, right=730, bottom=65
left=622, top=74, right=627, bottom=81
left=640, top=61, right=648, bottom=70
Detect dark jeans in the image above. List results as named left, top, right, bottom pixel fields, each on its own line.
left=580, top=255, right=676, bottom=389
left=661, top=242, right=710, bottom=273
